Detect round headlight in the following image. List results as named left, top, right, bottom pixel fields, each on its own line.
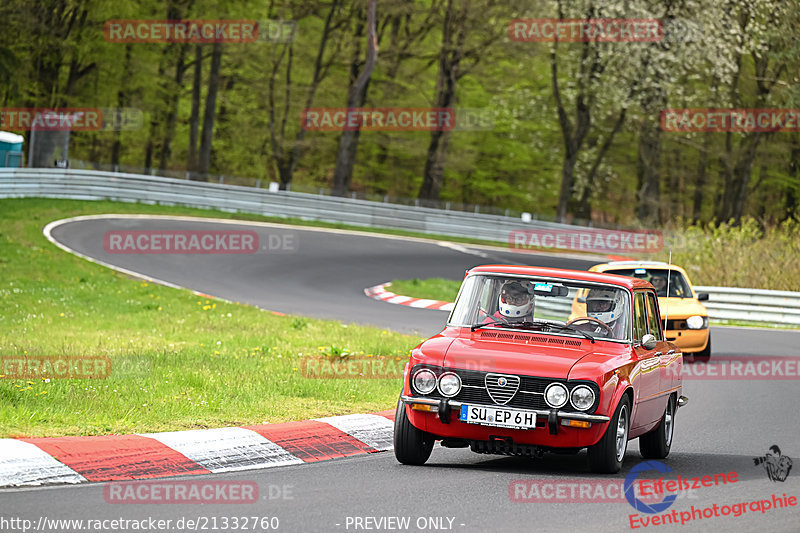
left=412, top=369, right=437, bottom=395
left=438, top=372, right=462, bottom=397
left=544, top=383, right=568, bottom=408
left=570, top=385, right=596, bottom=411
left=686, top=315, right=706, bottom=329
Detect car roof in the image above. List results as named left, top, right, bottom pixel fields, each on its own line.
left=467, top=264, right=652, bottom=291
left=604, top=260, right=669, bottom=266
left=592, top=261, right=689, bottom=276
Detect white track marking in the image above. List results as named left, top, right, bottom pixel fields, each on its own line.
left=407, top=299, right=439, bottom=308
left=0, top=439, right=86, bottom=487
left=314, top=414, right=394, bottom=451
left=139, top=427, right=302, bottom=473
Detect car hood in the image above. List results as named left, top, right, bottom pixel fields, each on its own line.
left=658, top=297, right=707, bottom=318
left=443, top=335, right=597, bottom=380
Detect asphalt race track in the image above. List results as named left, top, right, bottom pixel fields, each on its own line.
left=3, top=215, right=799, bottom=533
left=45, top=215, right=600, bottom=336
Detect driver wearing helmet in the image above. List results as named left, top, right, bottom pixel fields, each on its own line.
left=483, top=280, right=534, bottom=323
left=583, top=288, right=627, bottom=338
left=650, top=274, right=668, bottom=297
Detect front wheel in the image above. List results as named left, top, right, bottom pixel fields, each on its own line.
left=393, top=398, right=434, bottom=465
left=588, top=396, right=630, bottom=473
left=639, top=395, right=675, bottom=459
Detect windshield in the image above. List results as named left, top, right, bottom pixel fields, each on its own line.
left=605, top=268, right=692, bottom=298
left=448, top=274, right=631, bottom=342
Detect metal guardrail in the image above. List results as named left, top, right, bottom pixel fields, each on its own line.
left=537, top=287, right=800, bottom=326
left=2, top=168, right=799, bottom=327
left=0, top=168, right=572, bottom=243
left=694, top=286, right=800, bottom=326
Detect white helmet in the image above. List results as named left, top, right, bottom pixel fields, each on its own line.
left=498, top=281, right=533, bottom=318
left=586, top=288, right=625, bottom=324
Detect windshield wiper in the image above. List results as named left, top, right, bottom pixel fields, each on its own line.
left=544, top=324, right=596, bottom=344
left=471, top=320, right=546, bottom=332
left=471, top=319, right=509, bottom=332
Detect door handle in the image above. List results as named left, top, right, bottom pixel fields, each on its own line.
left=652, top=352, right=663, bottom=357
left=666, top=350, right=675, bottom=355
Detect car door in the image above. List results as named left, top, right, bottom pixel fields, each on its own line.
left=645, top=289, right=678, bottom=401
left=631, top=290, right=661, bottom=429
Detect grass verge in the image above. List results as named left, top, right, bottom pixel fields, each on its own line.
left=387, top=278, right=460, bottom=303
left=0, top=198, right=424, bottom=437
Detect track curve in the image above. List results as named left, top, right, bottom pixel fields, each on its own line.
left=4, top=214, right=797, bottom=533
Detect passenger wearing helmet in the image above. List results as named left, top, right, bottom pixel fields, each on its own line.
left=584, top=288, right=627, bottom=338
left=481, top=280, right=534, bottom=323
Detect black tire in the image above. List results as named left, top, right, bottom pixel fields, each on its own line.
left=588, top=395, right=630, bottom=474
left=393, top=398, right=435, bottom=465
left=692, top=335, right=711, bottom=363
left=639, top=395, right=676, bottom=459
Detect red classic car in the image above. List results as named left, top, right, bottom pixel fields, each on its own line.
left=394, top=265, right=688, bottom=473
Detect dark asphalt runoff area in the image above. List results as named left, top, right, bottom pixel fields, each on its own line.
left=2, top=215, right=798, bottom=533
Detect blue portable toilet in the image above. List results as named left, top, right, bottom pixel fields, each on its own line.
left=0, top=131, right=24, bottom=167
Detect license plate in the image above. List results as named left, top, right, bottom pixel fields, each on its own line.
left=459, top=404, right=537, bottom=430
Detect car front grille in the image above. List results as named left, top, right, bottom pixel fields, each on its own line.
left=666, top=319, right=687, bottom=330
left=413, top=366, right=597, bottom=414
left=485, top=373, right=520, bottom=405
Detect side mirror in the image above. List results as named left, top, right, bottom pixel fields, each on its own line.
left=577, top=296, right=586, bottom=303
left=697, top=293, right=709, bottom=301
left=641, top=334, right=657, bottom=350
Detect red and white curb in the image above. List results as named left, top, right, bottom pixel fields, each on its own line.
left=0, top=411, right=395, bottom=488
left=364, top=283, right=454, bottom=312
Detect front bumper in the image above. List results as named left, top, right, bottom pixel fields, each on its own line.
left=665, top=327, right=709, bottom=353
left=401, top=395, right=610, bottom=447
left=400, top=395, right=611, bottom=423
left=401, top=394, right=688, bottom=449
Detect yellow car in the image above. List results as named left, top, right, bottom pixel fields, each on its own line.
left=571, top=261, right=711, bottom=360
